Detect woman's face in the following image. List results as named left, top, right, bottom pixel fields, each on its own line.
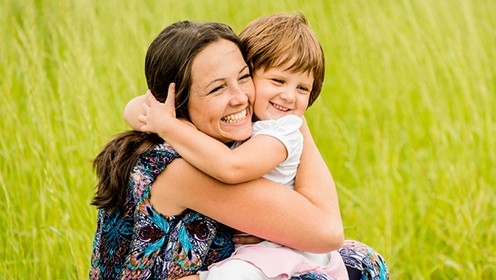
left=188, top=40, right=255, bottom=143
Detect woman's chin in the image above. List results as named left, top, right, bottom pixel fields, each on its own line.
left=222, top=125, right=253, bottom=142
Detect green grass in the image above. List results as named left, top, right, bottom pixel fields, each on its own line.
left=1, top=0, right=494, bottom=278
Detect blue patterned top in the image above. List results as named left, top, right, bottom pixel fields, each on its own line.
left=90, top=143, right=234, bottom=279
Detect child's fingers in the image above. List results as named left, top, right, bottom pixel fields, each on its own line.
left=145, top=89, right=159, bottom=106
left=142, top=102, right=150, bottom=115
left=164, top=83, right=176, bottom=116
left=138, top=116, right=152, bottom=133
left=140, top=125, right=152, bottom=133
left=137, top=114, right=147, bottom=125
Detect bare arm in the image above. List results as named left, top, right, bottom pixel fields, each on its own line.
left=158, top=122, right=286, bottom=184
left=151, top=118, right=343, bottom=253
left=293, top=118, right=344, bottom=247
left=151, top=158, right=339, bottom=253
left=140, top=87, right=286, bottom=184
left=177, top=276, right=199, bottom=280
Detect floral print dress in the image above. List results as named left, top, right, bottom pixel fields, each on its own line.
left=89, top=143, right=389, bottom=280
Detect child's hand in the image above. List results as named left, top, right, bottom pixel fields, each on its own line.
left=138, top=83, right=176, bottom=134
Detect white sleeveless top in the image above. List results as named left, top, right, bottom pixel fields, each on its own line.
left=252, top=115, right=303, bottom=188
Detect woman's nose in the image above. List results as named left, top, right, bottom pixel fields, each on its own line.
left=230, top=84, right=249, bottom=105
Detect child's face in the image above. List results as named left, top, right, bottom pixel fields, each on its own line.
left=252, top=66, right=313, bottom=121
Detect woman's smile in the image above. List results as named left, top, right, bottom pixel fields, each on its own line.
left=221, top=107, right=250, bottom=123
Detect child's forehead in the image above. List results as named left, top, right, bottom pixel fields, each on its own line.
left=258, top=59, right=314, bottom=77
left=255, top=65, right=314, bottom=81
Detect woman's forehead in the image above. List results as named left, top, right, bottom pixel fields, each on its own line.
left=191, top=40, right=246, bottom=89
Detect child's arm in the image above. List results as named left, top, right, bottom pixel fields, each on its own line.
left=123, top=94, right=147, bottom=130
left=177, top=276, right=199, bottom=280
left=140, top=84, right=287, bottom=184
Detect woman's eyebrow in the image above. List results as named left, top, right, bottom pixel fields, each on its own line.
left=240, top=65, right=249, bottom=74
left=206, top=78, right=223, bottom=89
left=205, top=66, right=250, bottom=88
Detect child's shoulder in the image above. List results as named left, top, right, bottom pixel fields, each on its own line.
left=255, top=115, right=302, bottom=129
left=253, top=115, right=303, bottom=137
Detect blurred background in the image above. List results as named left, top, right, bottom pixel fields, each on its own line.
left=1, top=0, right=495, bottom=278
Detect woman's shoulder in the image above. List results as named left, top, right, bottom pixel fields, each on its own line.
left=131, top=143, right=181, bottom=202
left=138, top=143, right=181, bottom=171
left=143, top=142, right=180, bottom=159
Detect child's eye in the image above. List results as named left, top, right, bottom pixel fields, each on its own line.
left=272, top=79, right=284, bottom=84
left=298, top=86, right=311, bottom=93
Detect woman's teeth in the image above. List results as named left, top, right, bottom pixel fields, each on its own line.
left=222, top=110, right=246, bottom=123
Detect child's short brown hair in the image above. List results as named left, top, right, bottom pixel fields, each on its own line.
left=239, top=13, right=325, bottom=107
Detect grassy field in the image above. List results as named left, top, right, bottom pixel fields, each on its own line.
left=1, top=0, right=495, bottom=278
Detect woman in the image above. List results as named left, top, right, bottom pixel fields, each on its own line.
left=90, top=20, right=388, bottom=279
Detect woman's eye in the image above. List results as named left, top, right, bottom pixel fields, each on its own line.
left=209, top=85, right=224, bottom=94
left=239, top=74, right=251, bottom=81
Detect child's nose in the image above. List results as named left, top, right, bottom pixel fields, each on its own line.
left=281, top=89, right=296, bottom=103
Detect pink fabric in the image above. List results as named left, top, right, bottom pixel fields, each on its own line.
left=209, top=241, right=348, bottom=279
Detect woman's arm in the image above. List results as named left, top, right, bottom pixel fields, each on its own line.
left=151, top=117, right=344, bottom=253
left=293, top=117, right=345, bottom=247
left=151, top=159, right=339, bottom=253
left=140, top=88, right=286, bottom=184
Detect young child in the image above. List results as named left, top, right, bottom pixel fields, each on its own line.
left=133, top=14, right=347, bottom=280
